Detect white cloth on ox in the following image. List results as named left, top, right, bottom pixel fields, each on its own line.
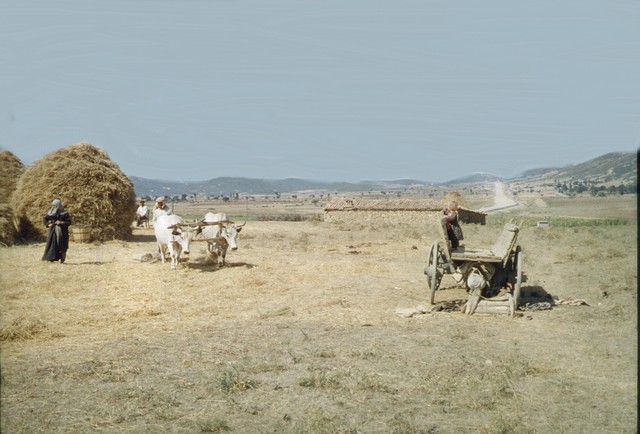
left=467, top=271, right=487, bottom=291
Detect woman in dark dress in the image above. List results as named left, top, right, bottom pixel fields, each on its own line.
left=42, top=199, right=72, bottom=263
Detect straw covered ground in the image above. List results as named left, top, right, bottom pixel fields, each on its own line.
left=0, top=195, right=637, bottom=433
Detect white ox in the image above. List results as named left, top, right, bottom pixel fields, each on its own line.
left=154, top=214, right=195, bottom=269
left=196, top=212, right=245, bottom=267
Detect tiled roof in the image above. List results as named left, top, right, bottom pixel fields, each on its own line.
left=324, top=198, right=445, bottom=211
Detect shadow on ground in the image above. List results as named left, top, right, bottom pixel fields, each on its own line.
left=130, top=233, right=157, bottom=243
left=519, top=285, right=554, bottom=305
left=185, top=260, right=256, bottom=272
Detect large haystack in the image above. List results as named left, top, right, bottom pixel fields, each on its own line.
left=0, top=150, right=25, bottom=245
left=12, top=143, right=136, bottom=241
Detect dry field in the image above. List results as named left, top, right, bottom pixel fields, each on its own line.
left=0, top=194, right=636, bottom=433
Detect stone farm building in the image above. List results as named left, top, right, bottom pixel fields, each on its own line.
left=324, top=198, right=487, bottom=225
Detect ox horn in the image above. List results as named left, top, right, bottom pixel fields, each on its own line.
left=236, top=221, right=246, bottom=228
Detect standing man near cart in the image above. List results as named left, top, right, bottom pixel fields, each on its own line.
left=443, top=200, right=464, bottom=250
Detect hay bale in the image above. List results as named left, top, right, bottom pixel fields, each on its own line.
left=0, top=150, right=25, bottom=246
left=11, top=143, right=136, bottom=241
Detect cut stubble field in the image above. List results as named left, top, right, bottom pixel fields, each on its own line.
left=0, top=195, right=637, bottom=433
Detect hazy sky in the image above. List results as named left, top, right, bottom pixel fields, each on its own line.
left=1, top=0, right=639, bottom=182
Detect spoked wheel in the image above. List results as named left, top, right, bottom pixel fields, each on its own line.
left=513, top=246, right=524, bottom=308
left=425, top=241, right=445, bottom=304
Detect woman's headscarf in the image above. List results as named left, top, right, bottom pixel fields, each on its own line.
left=47, top=199, right=66, bottom=216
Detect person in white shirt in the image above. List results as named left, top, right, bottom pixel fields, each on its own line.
left=135, top=199, right=150, bottom=227
left=152, top=196, right=172, bottom=222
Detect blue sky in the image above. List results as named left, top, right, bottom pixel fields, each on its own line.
left=1, top=0, right=638, bottom=182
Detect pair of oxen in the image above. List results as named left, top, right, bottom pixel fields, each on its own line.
left=154, top=212, right=245, bottom=269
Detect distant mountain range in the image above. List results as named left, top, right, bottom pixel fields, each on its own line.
left=130, top=176, right=436, bottom=198
left=441, top=172, right=504, bottom=185
left=520, top=152, right=637, bottom=182
left=131, top=151, right=637, bottom=197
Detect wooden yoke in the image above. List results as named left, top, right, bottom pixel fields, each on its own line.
left=168, top=221, right=226, bottom=230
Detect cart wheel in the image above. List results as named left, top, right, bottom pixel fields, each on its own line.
left=426, top=241, right=444, bottom=304
left=513, top=246, right=523, bottom=307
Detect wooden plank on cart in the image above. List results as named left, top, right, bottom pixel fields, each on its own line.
left=451, top=247, right=502, bottom=263
left=490, top=223, right=520, bottom=265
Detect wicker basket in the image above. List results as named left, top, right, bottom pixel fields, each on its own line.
left=71, top=227, right=91, bottom=243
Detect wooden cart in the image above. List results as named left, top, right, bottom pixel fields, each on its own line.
left=424, top=218, right=524, bottom=315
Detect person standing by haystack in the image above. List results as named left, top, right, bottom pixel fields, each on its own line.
left=42, top=199, right=72, bottom=263
left=152, top=196, right=172, bottom=223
